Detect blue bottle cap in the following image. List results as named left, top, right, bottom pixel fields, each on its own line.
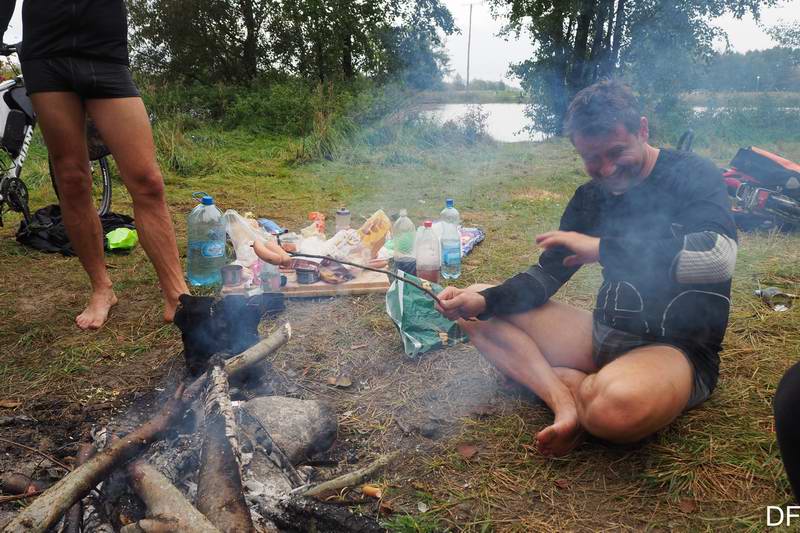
left=446, top=198, right=454, bottom=208
left=201, top=195, right=214, bottom=205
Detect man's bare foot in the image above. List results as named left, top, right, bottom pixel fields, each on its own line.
left=76, top=287, right=118, bottom=330
left=163, top=292, right=188, bottom=323
left=536, top=405, right=585, bottom=457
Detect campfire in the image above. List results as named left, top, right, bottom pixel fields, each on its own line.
left=1, top=323, right=397, bottom=533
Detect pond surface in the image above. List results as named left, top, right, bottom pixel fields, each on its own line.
left=422, top=103, right=545, bottom=143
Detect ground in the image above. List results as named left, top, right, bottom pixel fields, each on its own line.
left=1, top=123, right=799, bottom=531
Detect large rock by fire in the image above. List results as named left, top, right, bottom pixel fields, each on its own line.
left=241, top=396, right=337, bottom=465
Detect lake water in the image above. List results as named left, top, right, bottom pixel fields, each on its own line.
left=422, top=103, right=543, bottom=143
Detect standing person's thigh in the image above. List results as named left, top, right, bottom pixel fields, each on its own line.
left=30, top=93, right=89, bottom=174
left=84, top=98, right=158, bottom=184
left=583, top=345, right=694, bottom=439
left=504, top=300, right=596, bottom=373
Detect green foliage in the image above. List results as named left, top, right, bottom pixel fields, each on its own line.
left=127, top=0, right=455, bottom=85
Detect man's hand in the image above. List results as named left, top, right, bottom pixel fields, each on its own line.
left=536, top=231, right=600, bottom=267
left=435, top=286, right=487, bottom=321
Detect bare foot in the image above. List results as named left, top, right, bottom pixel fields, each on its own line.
left=76, top=287, right=118, bottom=330
left=536, top=405, right=585, bottom=457
left=163, top=292, right=188, bottom=323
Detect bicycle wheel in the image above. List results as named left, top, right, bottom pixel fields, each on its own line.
left=49, top=155, right=113, bottom=216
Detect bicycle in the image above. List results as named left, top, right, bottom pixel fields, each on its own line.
left=0, top=42, right=112, bottom=227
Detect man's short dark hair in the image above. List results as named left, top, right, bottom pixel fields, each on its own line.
left=564, top=79, right=642, bottom=140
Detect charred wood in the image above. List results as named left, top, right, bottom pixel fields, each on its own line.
left=1, top=386, right=187, bottom=533
left=196, top=361, right=254, bottom=533
left=60, top=442, right=95, bottom=533
left=124, top=460, right=220, bottom=533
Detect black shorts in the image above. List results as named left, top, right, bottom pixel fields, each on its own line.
left=592, top=321, right=716, bottom=410
left=20, top=57, right=140, bottom=99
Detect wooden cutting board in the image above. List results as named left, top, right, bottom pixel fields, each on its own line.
left=281, top=268, right=390, bottom=298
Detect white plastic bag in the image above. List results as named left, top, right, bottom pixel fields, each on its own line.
left=223, top=209, right=273, bottom=266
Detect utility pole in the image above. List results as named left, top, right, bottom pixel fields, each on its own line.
left=466, top=3, right=473, bottom=93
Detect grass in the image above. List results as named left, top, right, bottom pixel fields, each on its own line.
left=1, top=111, right=799, bottom=531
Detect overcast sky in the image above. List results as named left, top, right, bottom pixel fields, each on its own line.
left=443, top=0, right=800, bottom=85
left=4, top=1, right=799, bottom=86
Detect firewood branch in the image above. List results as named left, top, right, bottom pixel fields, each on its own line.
left=123, top=460, right=220, bottom=533
left=300, top=451, right=400, bottom=498
left=196, top=360, right=255, bottom=533
left=2, top=386, right=187, bottom=533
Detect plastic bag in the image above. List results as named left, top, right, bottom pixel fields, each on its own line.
left=223, top=209, right=274, bottom=266
left=106, top=228, right=138, bottom=251
left=385, top=271, right=467, bottom=357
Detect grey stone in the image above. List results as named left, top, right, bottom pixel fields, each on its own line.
left=240, top=396, right=337, bottom=465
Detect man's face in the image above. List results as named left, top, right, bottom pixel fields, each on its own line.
left=572, top=121, right=648, bottom=195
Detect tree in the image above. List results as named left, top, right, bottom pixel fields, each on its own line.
left=768, top=20, right=800, bottom=49
left=489, top=0, right=778, bottom=135
left=127, top=0, right=274, bottom=83
left=127, top=0, right=455, bottom=84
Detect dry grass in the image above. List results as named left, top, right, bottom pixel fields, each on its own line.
left=1, top=126, right=799, bottom=531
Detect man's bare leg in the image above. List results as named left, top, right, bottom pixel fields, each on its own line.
left=460, top=298, right=595, bottom=456
left=31, top=93, right=118, bottom=329
left=85, top=97, right=188, bottom=322
left=575, top=345, right=693, bottom=442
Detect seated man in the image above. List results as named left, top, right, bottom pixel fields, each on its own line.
left=436, top=80, right=738, bottom=456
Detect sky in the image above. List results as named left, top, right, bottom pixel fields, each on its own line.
left=441, top=0, right=800, bottom=86
left=3, top=0, right=800, bottom=85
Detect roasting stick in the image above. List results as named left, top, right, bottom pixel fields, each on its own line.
left=287, top=252, right=444, bottom=306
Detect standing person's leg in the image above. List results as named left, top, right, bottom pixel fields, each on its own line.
left=459, top=298, right=596, bottom=456
left=775, top=362, right=800, bottom=502
left=30, top=92, right=117, bottom=330
left=84, top=97, right=188, bottom=322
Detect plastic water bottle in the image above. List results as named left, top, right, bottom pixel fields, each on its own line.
left=187, top=193, right=227, bottom=286
left=392, top=209, right=416, bottom=275
left=440, top=198, right=462, bottom=280
left=416, top=220, right=441, bottom=284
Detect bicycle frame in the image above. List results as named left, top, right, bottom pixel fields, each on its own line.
left=0, top=76, right=36, bottom=224
left=0, top=80, right=35, bottom=178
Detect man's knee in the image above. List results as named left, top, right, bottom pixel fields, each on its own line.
left=126, top=167, right=166, bottom=203
left=577, top=376, right=651, bottom=443
left=52, top=158, right=92, bottom=197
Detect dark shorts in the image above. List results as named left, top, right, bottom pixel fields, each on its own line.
left=21, top=57, right=140, bottom=99
left=592, top=321, right=715, bottom=410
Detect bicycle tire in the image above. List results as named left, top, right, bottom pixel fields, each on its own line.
left=49, top=155, right=113, bottom=216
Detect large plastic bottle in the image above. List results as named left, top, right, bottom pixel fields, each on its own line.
left=440, top=198, right=462, bottom=280
left=416, top=220, right=441, bottom=284
left=187, top=193, right=227, bottom=286
left=392, top=209, right=416, bottom=275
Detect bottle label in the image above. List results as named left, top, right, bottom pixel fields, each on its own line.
left=442, top=247, right=461, bottom=266
left=201, top=241, right=225, bottom=258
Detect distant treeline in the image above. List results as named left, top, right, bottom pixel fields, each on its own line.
left=695, top=47, right=800, bottom=92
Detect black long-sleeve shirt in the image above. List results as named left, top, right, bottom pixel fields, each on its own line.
left=0, top=0, right=129, bottom=64
left=480, top=148, right=738, bottom=373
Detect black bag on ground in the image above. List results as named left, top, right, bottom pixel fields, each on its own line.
left=15, top=204, right=134, bottom=255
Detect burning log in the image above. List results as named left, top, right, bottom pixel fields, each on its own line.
left=196, top=360, right=255, bottom=533
left=2, top=386, right=187, bottom=533
left=60, top=442, right=95, bottom=533
left=121, top=460, right=220, bottom=533
left=183, top=322, right=293, bottom=402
